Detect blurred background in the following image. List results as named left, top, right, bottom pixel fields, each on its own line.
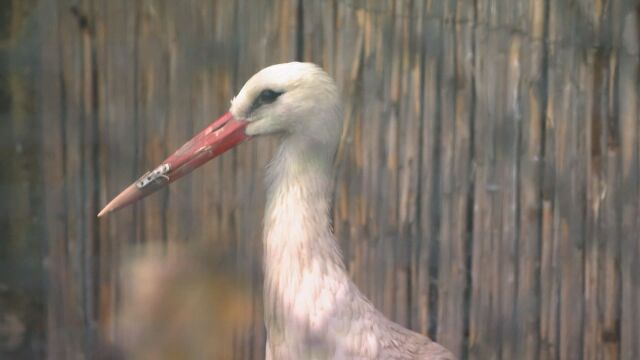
left=1, top=0, right=639, bottom=359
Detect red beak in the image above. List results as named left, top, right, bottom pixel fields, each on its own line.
left=98, top=112, right=249, bottom=217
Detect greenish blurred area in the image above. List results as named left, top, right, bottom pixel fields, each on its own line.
left=0, top=0, right=46, bottom=358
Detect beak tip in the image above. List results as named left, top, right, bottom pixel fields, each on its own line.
left=96, top=183, right=147, bottom=218
left=98, top=197, right=121, bottom=218
left=97, top=206, right=110, bottom=218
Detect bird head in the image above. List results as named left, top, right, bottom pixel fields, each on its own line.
left=232, top=62, right=341, bottom=143
left=98, top=62, right=341, bottom=217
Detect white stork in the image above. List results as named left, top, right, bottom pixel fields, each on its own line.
left=99, top=62, right=455, bottom=360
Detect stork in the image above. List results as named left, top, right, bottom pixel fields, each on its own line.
left=99, top=62, right=455, bottom=359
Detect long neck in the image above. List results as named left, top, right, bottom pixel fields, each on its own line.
left=262, top=134, right=348, bottom=329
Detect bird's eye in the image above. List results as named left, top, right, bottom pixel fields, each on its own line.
left=247, top=89, right=284, bottom=116
left=258, top=89, right=283, bottom=104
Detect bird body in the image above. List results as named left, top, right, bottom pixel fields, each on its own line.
left=100, top=62, right=455, bottom=359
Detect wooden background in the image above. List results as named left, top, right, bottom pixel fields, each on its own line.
left=1, top=0, right=639, bottom=359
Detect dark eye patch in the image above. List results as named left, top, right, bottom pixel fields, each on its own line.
left=259, top=89, right=283, bottom=104
left=248, top=89, right=284, bottom=115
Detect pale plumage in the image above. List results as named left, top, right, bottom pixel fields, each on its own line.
left=233, top=63, right=455, bottom=359
left=100, top=62, right=455, bottom=359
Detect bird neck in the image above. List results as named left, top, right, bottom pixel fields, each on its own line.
left=262, top=134, right=350, bottom=329
left=263, top=134, right=343, bottom=272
